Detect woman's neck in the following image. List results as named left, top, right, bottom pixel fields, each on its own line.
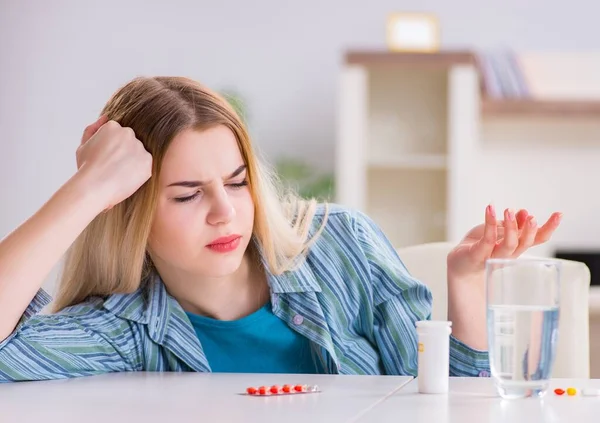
left=157, top=250, right=271, bottom=321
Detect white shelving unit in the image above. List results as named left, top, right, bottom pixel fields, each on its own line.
left=335, top=50, right=600, bottom=249
left=335, top=51, right=478, bottom=248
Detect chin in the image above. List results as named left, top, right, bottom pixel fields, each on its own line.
left=201, top=251, right=246, bottom=277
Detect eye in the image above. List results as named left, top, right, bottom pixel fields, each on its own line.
left=173, top=191, right=202, bottom=203
left=228, top=180, right=248, bottom=190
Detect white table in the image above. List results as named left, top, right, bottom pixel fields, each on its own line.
left=0, top=372, right=413, bottom=423
left=356, top=377, right=600, bottom=422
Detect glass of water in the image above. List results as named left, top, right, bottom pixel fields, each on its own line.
left=486, top=258, right=561, bottom=399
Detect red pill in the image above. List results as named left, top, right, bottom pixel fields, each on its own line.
left=258, top=386, right=267, bottom=395
left=270, top=385, right=280, bottom=394
left=554, top=388, right=565, bottom=396
left=294, top=385, right=304, bottom=392
left=282, top=385, right=292, bottom=393
left=246, top=387, right=257, bottom=395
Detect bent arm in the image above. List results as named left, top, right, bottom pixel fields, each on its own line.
left=353, top=210, right=490, bottom=376
left=0, top=171, right=105, bottom=342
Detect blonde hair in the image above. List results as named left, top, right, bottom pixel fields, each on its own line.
left=53, top=76, right=327, bottom=311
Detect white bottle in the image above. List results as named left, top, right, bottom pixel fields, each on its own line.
left=415, top=320, right=452, bottom=394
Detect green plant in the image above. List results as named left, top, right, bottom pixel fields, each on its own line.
left=275, top=158, right=335, bottom=201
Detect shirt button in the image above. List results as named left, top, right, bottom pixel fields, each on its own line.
left=293, top=314, right=304, bottom=325
left=478, top=370, right=490, bottom=377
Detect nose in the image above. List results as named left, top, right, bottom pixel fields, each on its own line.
left=206, top=187, right=235, bottom=226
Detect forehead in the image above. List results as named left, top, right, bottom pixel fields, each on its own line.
left=160, top=126, right=243, bottom=180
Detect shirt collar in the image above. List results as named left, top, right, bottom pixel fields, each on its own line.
left=257, top=242, right=322, bottom=294
left=102, top=273, right=170, bottom=332
left=265, top=260, right=322, bottom=294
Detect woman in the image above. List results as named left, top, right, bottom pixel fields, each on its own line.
left=0, top=76, right=561, bottom=381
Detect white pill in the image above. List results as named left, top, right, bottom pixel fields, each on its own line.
left=582, top=388, right=600, bottom=396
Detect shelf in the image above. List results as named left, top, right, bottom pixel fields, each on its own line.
left=345, top=50, right=475, bottom=67
left=369, top=153, right=447, bottom=170
left=344, top=50, right=600, bottom=118
left=481, top=98, right=600, bottom=118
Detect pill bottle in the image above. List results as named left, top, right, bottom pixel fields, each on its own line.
left=415, top=320, right=452, bottom=394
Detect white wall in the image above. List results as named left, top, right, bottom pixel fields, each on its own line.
left=2, top=0, right=600, bottom=294
left=451, top=115, right=600, bottom=259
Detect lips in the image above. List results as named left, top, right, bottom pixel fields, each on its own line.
left=206, top=234, right=242, bottom=253
left=207, top=235, right=241, bottom=246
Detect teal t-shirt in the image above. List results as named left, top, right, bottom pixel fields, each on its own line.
left=185, top=302, right=323, bottom=374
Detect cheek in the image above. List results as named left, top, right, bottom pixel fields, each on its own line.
left=235, top=190, right=255, bottom=229
left=149, top=203, right=201, bottom=255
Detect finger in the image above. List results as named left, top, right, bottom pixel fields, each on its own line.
left=511, top=215, right=537, bottom=257
left=515, top=209, right=529, bottom=231
left=534, top=212, right=563, bottom=245
left=492, top=209, right=519, bottom=257
left=81, top=114, right=109, bottom=146
left=493, top=208, right=533, bottom=243
left=470, top=204, right=498, bottom=260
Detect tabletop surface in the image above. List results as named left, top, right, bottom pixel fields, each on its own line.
left=3, top=373, right=599, bottom=423
left=0, top=372, right=413, bottom=423
left=356, top=377, right=600, bottom=422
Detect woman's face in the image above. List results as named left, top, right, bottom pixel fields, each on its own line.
left=148, top=125, right=255, bottom=279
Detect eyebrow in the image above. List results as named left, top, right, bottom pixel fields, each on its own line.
left=167, top=165, right=247, bottom=188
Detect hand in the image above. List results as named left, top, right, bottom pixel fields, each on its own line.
left=75, top=115, right=153, bottom=211
left=447, top=205, right=563, bottom=281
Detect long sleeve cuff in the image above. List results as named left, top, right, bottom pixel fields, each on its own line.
left=449, top=334, right=490, bottom=377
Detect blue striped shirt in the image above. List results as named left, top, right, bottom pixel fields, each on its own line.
left=0, top=205, right=490, bottom=382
